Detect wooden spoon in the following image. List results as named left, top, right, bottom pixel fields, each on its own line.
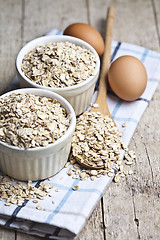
left=75, top=6, right=115, bottom=169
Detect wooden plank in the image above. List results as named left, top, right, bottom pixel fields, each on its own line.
left=21, top=0, right=88, bottom=45
left=154, top=0, right=160, bottom=46
left=17, top=231, right=48, bottom=240
left=112, top=0, right=160, bottom=51
left=0, top=226, right=15, bottom=240
left=89, top=0, right=160, bottom=51
left=104, top=181, right=138, bottom=239
left=87, top=1, right=139, bottom=239
left=0, top=0, right=22, bottom=94
left=88, top=0, right=160, bottom=239
left=17, top=0, right=105, bottom=239
left=129, top=96, right=160, bottom=239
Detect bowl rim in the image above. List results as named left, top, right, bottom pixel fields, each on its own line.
left=16, top=35, right=100, bottom=92
left=0, top=88, right=76, bottom=152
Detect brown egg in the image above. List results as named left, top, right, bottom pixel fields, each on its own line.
left=108, top=55, right=148, bottom=101
left=63, top=22, right=104, bottom=56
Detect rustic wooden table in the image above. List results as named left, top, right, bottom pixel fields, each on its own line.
left=0, top=0, right=160, bottom=239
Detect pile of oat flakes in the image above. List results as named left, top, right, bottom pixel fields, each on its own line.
left=66, top=111, right=136, bottom=182
left=0, top=93, right=70, bottom=149
left=21, top=41, right=97, bottom=88
left=0, top=175, right=54, bottom=209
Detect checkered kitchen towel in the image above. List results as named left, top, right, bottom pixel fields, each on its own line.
left=0, top=29, right=160, bottom=239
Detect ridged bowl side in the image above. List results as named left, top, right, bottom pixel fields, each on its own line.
left=0, top=141, right=71, bottom=181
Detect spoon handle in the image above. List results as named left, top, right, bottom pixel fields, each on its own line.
left=75, top=7, right=116, bottom=170
left=93, top=6, right=115, bottom=115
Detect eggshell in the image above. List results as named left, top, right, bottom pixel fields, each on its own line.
left=63, top=22, right=104, bottom=56
left=108, top=55, right=148, bottom=101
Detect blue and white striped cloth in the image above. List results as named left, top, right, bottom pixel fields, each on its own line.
left=0, top=29, right=160, bottom=239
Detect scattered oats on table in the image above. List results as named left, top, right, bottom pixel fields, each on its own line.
left=0, top=93, right=70, bottom=149
left=21, top=41, right=96, bottom=88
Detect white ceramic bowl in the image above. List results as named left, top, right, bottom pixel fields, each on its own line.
left=16, top=35, right=100, bottom=116
left=0, top=88, right=76, bottom=181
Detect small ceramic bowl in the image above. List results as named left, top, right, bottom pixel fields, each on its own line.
left=16, top=35, right=100, bottom=116
left=0, top=88, right=76, bottom=181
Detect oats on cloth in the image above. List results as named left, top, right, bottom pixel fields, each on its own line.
left=72, top=186, right=79, bottom=191
left=0, top=93, right=70, bottom=149
left=21, top=41, right=97, bottom=88
left=0, top=175, right=54, bottom=207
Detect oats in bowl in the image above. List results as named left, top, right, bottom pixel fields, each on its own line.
left=21, top=41, right=97, bottom=88
left=0, top=88, right=76, bottom=181
left=16, top=35, right=100, bottom=116
left=0, top=93, right=70, bottom=149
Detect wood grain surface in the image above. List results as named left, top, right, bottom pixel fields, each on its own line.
left=0, top=0, right=160, bottom=240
